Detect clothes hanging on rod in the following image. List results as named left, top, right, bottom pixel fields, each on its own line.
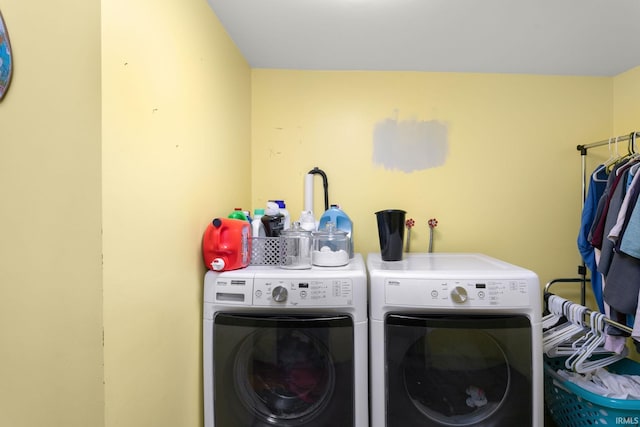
left=574, top=133, right=638, bottom=309
left=576, top=132, right=640, bottom=312
left=577, top=137, right=632, bottom=312
left=588, top=159, right=636, bottom=352
left=579, top=131, right=640, bottom=352
left=601, top=163, right=640, bottom=332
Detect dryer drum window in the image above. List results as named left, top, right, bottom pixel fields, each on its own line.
left=235, top=328, right=335, bottom=421
left=385, top=314, right=533, bottom=427
left=213, top=313, right=355, bottom=426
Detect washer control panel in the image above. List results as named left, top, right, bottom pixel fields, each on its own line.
left=385, top=278, right=532, bottom=307
left=213, top=277, right=354, bottom=306
left=254, top=278, right=353, bottom=306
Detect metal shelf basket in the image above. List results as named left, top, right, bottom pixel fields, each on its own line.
left=249, top=237, right=282, bottom=265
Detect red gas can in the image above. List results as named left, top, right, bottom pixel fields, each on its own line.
left=202, top=217, right=251, bottom=271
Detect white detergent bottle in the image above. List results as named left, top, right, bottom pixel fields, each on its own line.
left=319, top=204, right=354, bottom=258
left=252, top=208, right=266, bottom=237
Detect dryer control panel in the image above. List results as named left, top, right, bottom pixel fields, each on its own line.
left=385, top=278, right=533, bottom=308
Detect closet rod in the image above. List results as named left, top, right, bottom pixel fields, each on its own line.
left=577, top=130, right=639, bottom=207
left=544, top=290, right=633, bottom=335
left=576, top=131, right=639, bottom=155
left=545, top=294, right=634, bottom=335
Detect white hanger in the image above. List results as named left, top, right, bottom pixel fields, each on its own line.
left=547, top=301, right=597, bottom=358
left=570, top=311, right=626, bottom=373
left=543, top=299, right=588, bottom=355
left=564, top=310, right=600, bottom=370
left=592, top=137, right=619, bottom=183
left=542, top=295, right=565, bottom=329
left=543, top=294, right=628, bottom=371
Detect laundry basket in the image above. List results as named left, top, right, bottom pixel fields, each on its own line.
left=544, top=355, right=640, bottom=426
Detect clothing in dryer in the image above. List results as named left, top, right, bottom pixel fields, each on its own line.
left=212, top=313, right=355, bottom=427
left=235, top=328, right=335, bottom=417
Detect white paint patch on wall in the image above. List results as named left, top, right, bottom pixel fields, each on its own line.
left=373, top=117, right=448, bottom=172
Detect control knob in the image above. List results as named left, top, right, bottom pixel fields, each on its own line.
left=451, top=286, right=468, bottom=304
left=272, top=286, right=288, bottom=303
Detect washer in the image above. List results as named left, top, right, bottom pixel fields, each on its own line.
left=367, top=252, right=542, bottom=427
left=203, top=254, right=368, bottom=427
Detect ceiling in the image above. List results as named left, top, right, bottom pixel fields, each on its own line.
left=206, top=0, right=640, bottom=77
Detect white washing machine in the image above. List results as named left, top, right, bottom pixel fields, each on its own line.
left=367, top=252, right=542, bottom=427
left=203, top=254, right=368, bottom=427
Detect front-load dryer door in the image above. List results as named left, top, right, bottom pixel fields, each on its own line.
left=212, top=313, right=354, bottom=427
left=385, top=314, right=533, bottom=427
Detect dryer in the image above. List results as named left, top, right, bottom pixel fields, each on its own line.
left=367, top=252, right=542, bottom=427
left=203, top=254, right=368, bottom=427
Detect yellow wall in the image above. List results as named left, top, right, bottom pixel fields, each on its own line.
left=1, top=0, right=250, bottom=426
left=101, top=0, right=250, bottom=426
left=0, top=2, right=104, bottom=427
left=252, top=70, right=613, bottom=286
left=614, top=66, right=640, bottom=135
left=576, top=66, right=640, bottom=185
left=2, top=0, right=640, bottom=424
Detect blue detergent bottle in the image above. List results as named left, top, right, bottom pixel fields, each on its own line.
left=319, top=205, right=354, bottom=258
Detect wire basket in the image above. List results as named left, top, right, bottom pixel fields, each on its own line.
left=249, top=237, right=282, bottom=265
left=544, top=356, right=640, bottom=426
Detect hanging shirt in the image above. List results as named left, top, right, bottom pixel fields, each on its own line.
left=589, top=162, right=623, bottom=248
left=597, top=166, right=632, bottom=276
left=619, top=170, right=640, bottom=259
left=578, top=165, right=608, bottom=312
left=608, top=164, right=640, bottom=246
left=604, top=252, right=640, bottom=314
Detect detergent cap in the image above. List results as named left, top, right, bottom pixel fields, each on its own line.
left=211, top=258, right=225, bottom=271
left=228, top=208, right=248, bottom=221
left=265, top=201, right=280, bottom=216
